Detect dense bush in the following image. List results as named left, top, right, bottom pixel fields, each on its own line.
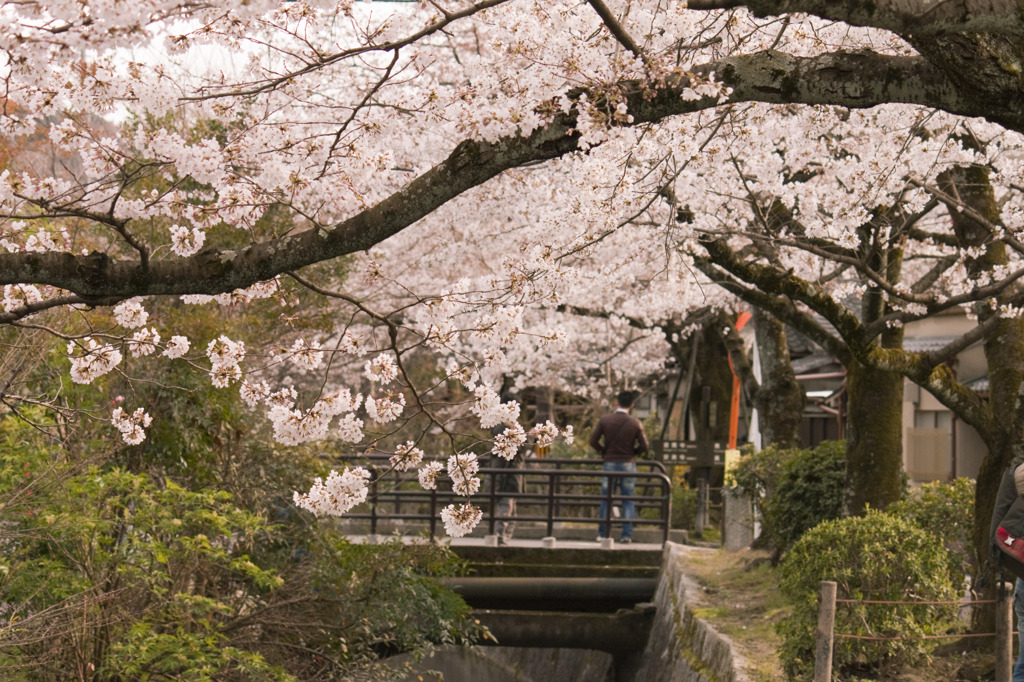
left=0, top=416, right=483, bottom=681
left=733, top=441, right=846, bottom=558
left=777, top=510, right=959, bottom=680
left=731, top=443, right=790, bottom=505
left=888, top=478, right=976, bottom=582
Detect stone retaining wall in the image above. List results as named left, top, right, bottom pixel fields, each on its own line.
left=633, top=542, right=749, bottom=682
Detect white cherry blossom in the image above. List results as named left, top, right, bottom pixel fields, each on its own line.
left=293, top=467, right=371, bottom=517
left=68, top=339, right=123, bottom=384
left=111, top=406, right=153, bottom=445
left=418, top=461, right=445, bottom=491
left=390, top=442, right=424, bottom=472
left=113, top=299, right=148, bottom=329
left=440, top=503, right=483, bottom=538
left=162, top=335, right=191, bottom=359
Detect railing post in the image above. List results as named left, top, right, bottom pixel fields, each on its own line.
left=814, top=580, right=836, bottom=682
left=369, top=468, right=379, bottom=536
left=487, top=464, right=497, bottom=535
left=545, top=469, right=557, bottom=537
left=997, top=581, right=1014, bottom=682
left=662, top=477, right=671, bottom=544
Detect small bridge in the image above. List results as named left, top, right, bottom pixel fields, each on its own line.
left=341, top=456, right=675, bottom=545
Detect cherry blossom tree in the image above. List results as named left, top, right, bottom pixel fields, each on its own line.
left=671, top=104, right=1024, bottom=601
left=3, top=0, right=1024, bottom=541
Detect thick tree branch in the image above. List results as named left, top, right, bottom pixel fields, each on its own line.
left=716, top=308, right=762, bottom=401
left=696, top=239, right=866, bottom=355
left=705, top=50, right=986, bottom=121
left=695, top=237, right=996, bottom=433
left=865, top=342, right=992, bottom=434
left=691, top=245, right=853, bottom=363
left=0, top=49, right=990, bottom=306
left=687, top=0, right=1024, bottom=38
left=0, top=294, right=120, bottom=324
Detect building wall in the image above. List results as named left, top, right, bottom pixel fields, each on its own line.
left=898, top=311, right=988, bottom=483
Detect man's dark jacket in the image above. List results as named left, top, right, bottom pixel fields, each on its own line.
left=589, top=410, right=649, bottom=462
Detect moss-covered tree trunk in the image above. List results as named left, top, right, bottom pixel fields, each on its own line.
left=752, top=309, right=805, bottom=450
left=844, top=358, right=905, bottom=514
left=690, top=324, right=737, bottom=444
left=842, top=207, right=908, bottom=515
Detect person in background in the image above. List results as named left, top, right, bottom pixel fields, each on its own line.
left=589, top=390, right=649, bottom=544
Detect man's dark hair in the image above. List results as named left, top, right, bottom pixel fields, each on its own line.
left=616, top=390, right=636, bottom=408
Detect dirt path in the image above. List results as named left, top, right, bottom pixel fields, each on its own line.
left=677, top=545, right=787, bottom=681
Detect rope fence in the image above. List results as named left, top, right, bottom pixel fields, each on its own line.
left=814, top=580, right=1015, bottom=682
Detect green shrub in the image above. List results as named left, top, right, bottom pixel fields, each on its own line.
left=777, top=510, right=959, bottom=680
left=0, top=459, right=482, bottom=680
left=733, top=441, right=846, bottom=558
left=888, top=478, right=976, bottom=581
left=732, top=443, right=792, bottom=548
left=671, top=485, right=697, bottom=530
left=768, top=441, right=846, bottom=557
left=731, top=443, right=790, bottom=505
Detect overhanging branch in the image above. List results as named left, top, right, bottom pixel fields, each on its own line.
left=1, top=49, right=980, bottom=306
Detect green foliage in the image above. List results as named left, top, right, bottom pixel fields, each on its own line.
left=731, top=442, right=791, bottom=518
left=308, top=535, right=484, bottom=657
left=671, top=485, right=697, bottom=530
left=733, top=441, right=846, bottom=558
left=638, top=483, right=695, bottom=529
left=888, top=478, right=976, bottom=580
left=2, top=464, right=292, bottom=680
left=777, top=510, right=959, bottom=680
left=0, top=413, right=483, bottom=681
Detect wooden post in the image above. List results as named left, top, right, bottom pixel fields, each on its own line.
left=997, top=581, right=1014, bottom=682
left=814, top=580, right=837, bottom=682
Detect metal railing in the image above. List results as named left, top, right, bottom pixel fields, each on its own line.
left=339, top=457, right=674, bottom=544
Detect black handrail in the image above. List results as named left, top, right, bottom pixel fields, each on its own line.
left=336, top=457, right=673, bottom=544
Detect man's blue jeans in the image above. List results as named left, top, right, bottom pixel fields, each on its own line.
left=598, top=461, right=636, bottom=540
left=1015, top=578, right=1024, bottom=682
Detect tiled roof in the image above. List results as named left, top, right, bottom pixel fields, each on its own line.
left=964, top=376, right=989, bottom=394
left=902, top=336, right=965, bottom=353
left=791, top=352, right=840, bottom=375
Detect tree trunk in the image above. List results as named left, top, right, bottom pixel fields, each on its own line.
left=844, top=358, right=905, bottom=514
left=751, top=309, right=805, bottom=450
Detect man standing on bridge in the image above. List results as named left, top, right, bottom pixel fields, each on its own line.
left=590, top=390, right=649, bottom=544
